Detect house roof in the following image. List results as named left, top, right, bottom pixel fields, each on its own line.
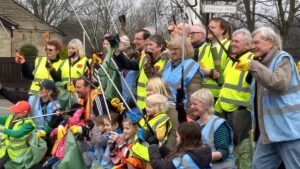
left=0, top=15, right=19, bottom=31
left=6, top=0, right=63, bottom=34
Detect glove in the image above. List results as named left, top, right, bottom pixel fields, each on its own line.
left=0, top=125, right=4, bottom=132
left=15, top=52, right=25, bottom=64
left=111, top=98, right=126, bottom=114
left=67, top=83, right=75, bottom=93
left=143, top=129, right=159, bottom=145
left=57, top=125, right=66, bottom=140
left=236, top=58, right=251, bottom=71
left=106, top=35, right=120, bottom=49
left=36, top=130, right=46, bottom=138
left=70, top=125, right=82, bottom=135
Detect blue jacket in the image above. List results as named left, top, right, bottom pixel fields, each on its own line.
left=260, top=51, right=300, bottom=142
left=162, top=59, right=203, bottom=107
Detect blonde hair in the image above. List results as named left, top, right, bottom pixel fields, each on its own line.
left=68, top=39, right=85, bottom=57
left=191, top=89, right=214, bottom=114
left=146, top=94, right=169, bottom=113
left=169, top=35, right=194, bottom=58
left=147, top=77, right=170, bottom=98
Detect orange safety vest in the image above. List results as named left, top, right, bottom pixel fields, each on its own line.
left=78, top=89, right=100, bottom=119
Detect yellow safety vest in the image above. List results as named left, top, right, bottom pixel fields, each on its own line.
left=136, top=52, right=168, bottom=109
left=0, top=115, right=36, bottom=160
left=29, top=56, right=62, bottom=95
left=60, top=56, right=89, bottom=84
left=131, top=113, right=172, bottom=161
left=214, top=51, right=254, bottom=113
left=198, top=43, right=220, bottom=98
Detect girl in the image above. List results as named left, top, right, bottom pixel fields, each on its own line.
left=131, top=94, right=172, bottom=165
left=146, top=77, right=178, bottom=149
left=149, top=122, right=212, bottom=169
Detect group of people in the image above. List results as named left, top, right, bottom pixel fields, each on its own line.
left=0, top=16, right=299, bottom=169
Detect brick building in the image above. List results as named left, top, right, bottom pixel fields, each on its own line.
left=0, top=0, right=63, bottom=57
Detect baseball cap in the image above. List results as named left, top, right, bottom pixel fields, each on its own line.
left=9, top=101, right=31, bottom=114
left=39, top=80, right=57, bottom=91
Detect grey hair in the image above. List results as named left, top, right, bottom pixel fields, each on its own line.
left=232, top=28, right=252, bottom=48
left=194, top=23, right=207, bottom=36
left=191, top=89, right=214, bottom=114
left=252, top=27, right=282, bottom=49
left=68, top=39, right=85, bottom=57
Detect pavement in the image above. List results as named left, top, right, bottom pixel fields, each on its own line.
left=0, top=99, right=13, bottom=116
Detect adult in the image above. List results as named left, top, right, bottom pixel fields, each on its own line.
left=15, top=40, right=63, bottom=95
left=236, top=27, right=300, bottom=169
left=206, top=17, right=231, bottom=88
left=162, top=35, right=203, bottom=119
left=50, top=39, right=89, bottom=84
left=191, top=89, right=235, bottom=169
left=114, top=33, right=170, bottom=110
left=74, top=77, right=107, bottom=119
left=215, top=29, right=254, bottom=168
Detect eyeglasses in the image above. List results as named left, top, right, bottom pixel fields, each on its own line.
left=46, top=48, right=55, bottom=52
left=189, top=32, right=203, bottom=35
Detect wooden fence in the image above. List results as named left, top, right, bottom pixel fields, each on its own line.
left=0, top=57, right=32, bottom=91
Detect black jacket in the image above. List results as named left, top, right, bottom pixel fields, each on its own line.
left=149, top=144, right=212, bottom=169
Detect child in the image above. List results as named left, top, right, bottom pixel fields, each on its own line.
left=131, top=94, right=172, bottom=165
left=149, top=122, right=212, bottom=169
left=96, top=113, right=123, bottom=168
left=109, top=118, right=144, bottom=169
left=81, top=116, right=106, bottom=168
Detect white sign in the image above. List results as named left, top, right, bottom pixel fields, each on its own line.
left=203, top=4, right=237, bottom=14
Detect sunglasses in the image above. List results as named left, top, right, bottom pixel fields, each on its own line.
left=46, top=48, right=55, bottom=52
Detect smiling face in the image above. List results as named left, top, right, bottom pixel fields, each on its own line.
left=68, top=44, right=78, bottom=57
left=170, top=45, right=181, bottom=62
left=231, top=33, right=249, bottom=55
left=46, top=45, right=59, bottom=60
left=39, top=87, right=52, bottom=100
left=251, top=33, right=273, bottom=58
left=190, top=98, right=208, bottom=117
left=122, top=121, right=136, bottom=140
left=134, top=32, right=147, bottom=50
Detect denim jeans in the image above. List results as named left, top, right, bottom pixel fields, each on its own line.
left=252, top=136, right=300, bottom=169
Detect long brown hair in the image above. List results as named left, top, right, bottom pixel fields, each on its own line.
left=166, top=122, right=203, bottom=161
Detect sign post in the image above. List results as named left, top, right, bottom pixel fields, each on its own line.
left=203, top=4, right=237, bottom=14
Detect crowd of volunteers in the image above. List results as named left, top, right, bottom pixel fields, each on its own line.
left=0, top=16, right=300, bottom=169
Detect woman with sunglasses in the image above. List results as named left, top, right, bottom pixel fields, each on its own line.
left=15, top=40, right=63, bottom=96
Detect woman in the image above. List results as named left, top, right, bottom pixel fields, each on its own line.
left=146, top=77, right=178, bottom=149
left=190, top=89, right=235, bottom=169
left=50, top=39, right=89, bottom=84
left=15, top=40, right=63, bottom=95
left=148, top=122, right=212, bottom=169
left=161, top=35, right=203, bottom=121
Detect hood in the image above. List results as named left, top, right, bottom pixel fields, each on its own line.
left=187, top=145, right=212, bottom=168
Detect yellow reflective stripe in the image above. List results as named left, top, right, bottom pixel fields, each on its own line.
left=8, top=143, right=28, bottom=151
left=10, top=138, right=26, bottom=143
left=137, top=82, right=146, bottom=88
left=202, top=83, right=220, bottom=89
left=32, top=57, right=44, bottom=76
left=136, top=95, right=145, bottom=101
left=219, top=97, right=250, bottom=107
left=28, top=89, right=39, bottom=95
left=198, top=44, right=208, bottom=61
left=151, top=115, right=169, bottom=130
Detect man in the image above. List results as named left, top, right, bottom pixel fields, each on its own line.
left=236, top=27, right=300, bottom=169
left=15, top=40, right=63, bottom=95
left=174, top=22, right=191, bottom=37
left=206, top=17, right=231, bottom=89
left=215, top=29, right=254, bottom=169
left=0, top=101, right=36, bottom=168
left=190, top=24, right=220, bottom=100
left=74, top=77, right=107, bottom=119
